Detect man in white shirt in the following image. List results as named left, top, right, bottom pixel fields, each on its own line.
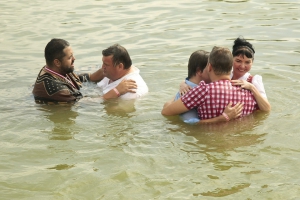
left=97, top=44, right=148, bottom=100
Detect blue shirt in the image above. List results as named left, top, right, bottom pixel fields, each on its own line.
left=175, top=79, right=200, bottom=124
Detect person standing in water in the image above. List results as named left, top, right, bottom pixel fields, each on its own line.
left=174, top=50, right=243, bottom=123
left=230, top=36, right=271, bottom=111
left=32, top=39, right=137, bottom=104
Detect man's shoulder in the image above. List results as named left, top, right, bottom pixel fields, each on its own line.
left=34, top=72, right=69, bottom=95
left=35, top=70, right=56, bottom=83
left=208, top=80, right=231, bottom=87
left=125, top=66, right=141, bottom=78
left=126, top=72, right=145, bottom=81
left=125, top=66, right=147, bottom=85
left=185, top=79, right=198, bottom=88
left=193, top=80, right=208, bottom=90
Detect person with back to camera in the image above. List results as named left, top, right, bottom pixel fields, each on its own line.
left=162, top=46, right=259, bottom=119
left=173, top=50, right=243, bottom=124
left=97, top=44, right=149, bottom=100
left=32, top=39, right=137, bottom=104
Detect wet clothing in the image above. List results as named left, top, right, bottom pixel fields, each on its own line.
left=231, top=72, right=267, bottom=98
left=181, top=80, right=259, bottom=120
left=97, top=66, right=148, bottom=100
left=32, top=66, right=89, bottom=104
left=174, top=79, right=200, bottom=124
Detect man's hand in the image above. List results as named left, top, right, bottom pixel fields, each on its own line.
left=223, top=102, right=243, bottom=120
left=116, top=79, right=137, bottom=95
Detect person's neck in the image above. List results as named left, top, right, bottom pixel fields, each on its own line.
left=45, top=65, right=66, bottom=76
left=210, top=74, right=231, bottom=82
left=110, top=66, right=133, bottom=82
left=231, top=74, right=242, bottom=80
left=188, top=76, right=201, bottom=85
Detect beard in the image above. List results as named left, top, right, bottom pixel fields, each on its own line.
left=61, top=63, right=74, bottom=74
left=65, top=66, right=74, bottom=74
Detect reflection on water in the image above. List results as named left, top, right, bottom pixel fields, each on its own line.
left=164, top=112, right=270, bottom=198
left=103, top=99, right=137, bottom=117
left=168, top=112, right=269, bottom=151
left=199, top=182, right=251, bottom=197
left=38, top=105, right=79, bottom=140
left=47, top=164, right=75, bottom=170
left=168, top=112, right=268, bottom=164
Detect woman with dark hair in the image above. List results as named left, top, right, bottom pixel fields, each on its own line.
left=231, top=37, right=271, bottom=111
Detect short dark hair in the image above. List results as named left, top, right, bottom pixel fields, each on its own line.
left=45, top=38, right=69, bottom=66
left=209, top=46, right=233, bottom=75
left=102, top=44, right=132, bottom=69
left=187, top=50, right=209, bottom=79
left=232, top=36, right=255, bottom=60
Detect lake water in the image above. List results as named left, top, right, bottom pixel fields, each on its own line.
left=1, top=0, right=300, bottom=199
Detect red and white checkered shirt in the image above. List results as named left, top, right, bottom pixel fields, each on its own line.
left=181, top=80, right=258, bottom=120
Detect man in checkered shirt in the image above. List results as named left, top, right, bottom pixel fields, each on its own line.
left=161, top=46, right=259, bottom=121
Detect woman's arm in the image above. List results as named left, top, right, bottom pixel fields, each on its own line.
left=179, top=80, right=192, bottom=96
left=231, top=80, right=271, bottom=112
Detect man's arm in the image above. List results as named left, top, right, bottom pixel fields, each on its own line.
left=102, top=79, right=137, bottom=100
left=89, top=68, right=104, bottom=83
left=161, top=98, right=189, bottom=116
left=77, top=68, right=104, bottom=83
left=198, top=102, right=243, bottom=123
left=162, top=98, right=243, bottom=123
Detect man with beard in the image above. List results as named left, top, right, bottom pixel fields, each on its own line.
left=32, top=39, right=136, bottom=104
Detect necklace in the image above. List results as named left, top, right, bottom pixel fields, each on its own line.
left=44, top=67, right=76, bottom=89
